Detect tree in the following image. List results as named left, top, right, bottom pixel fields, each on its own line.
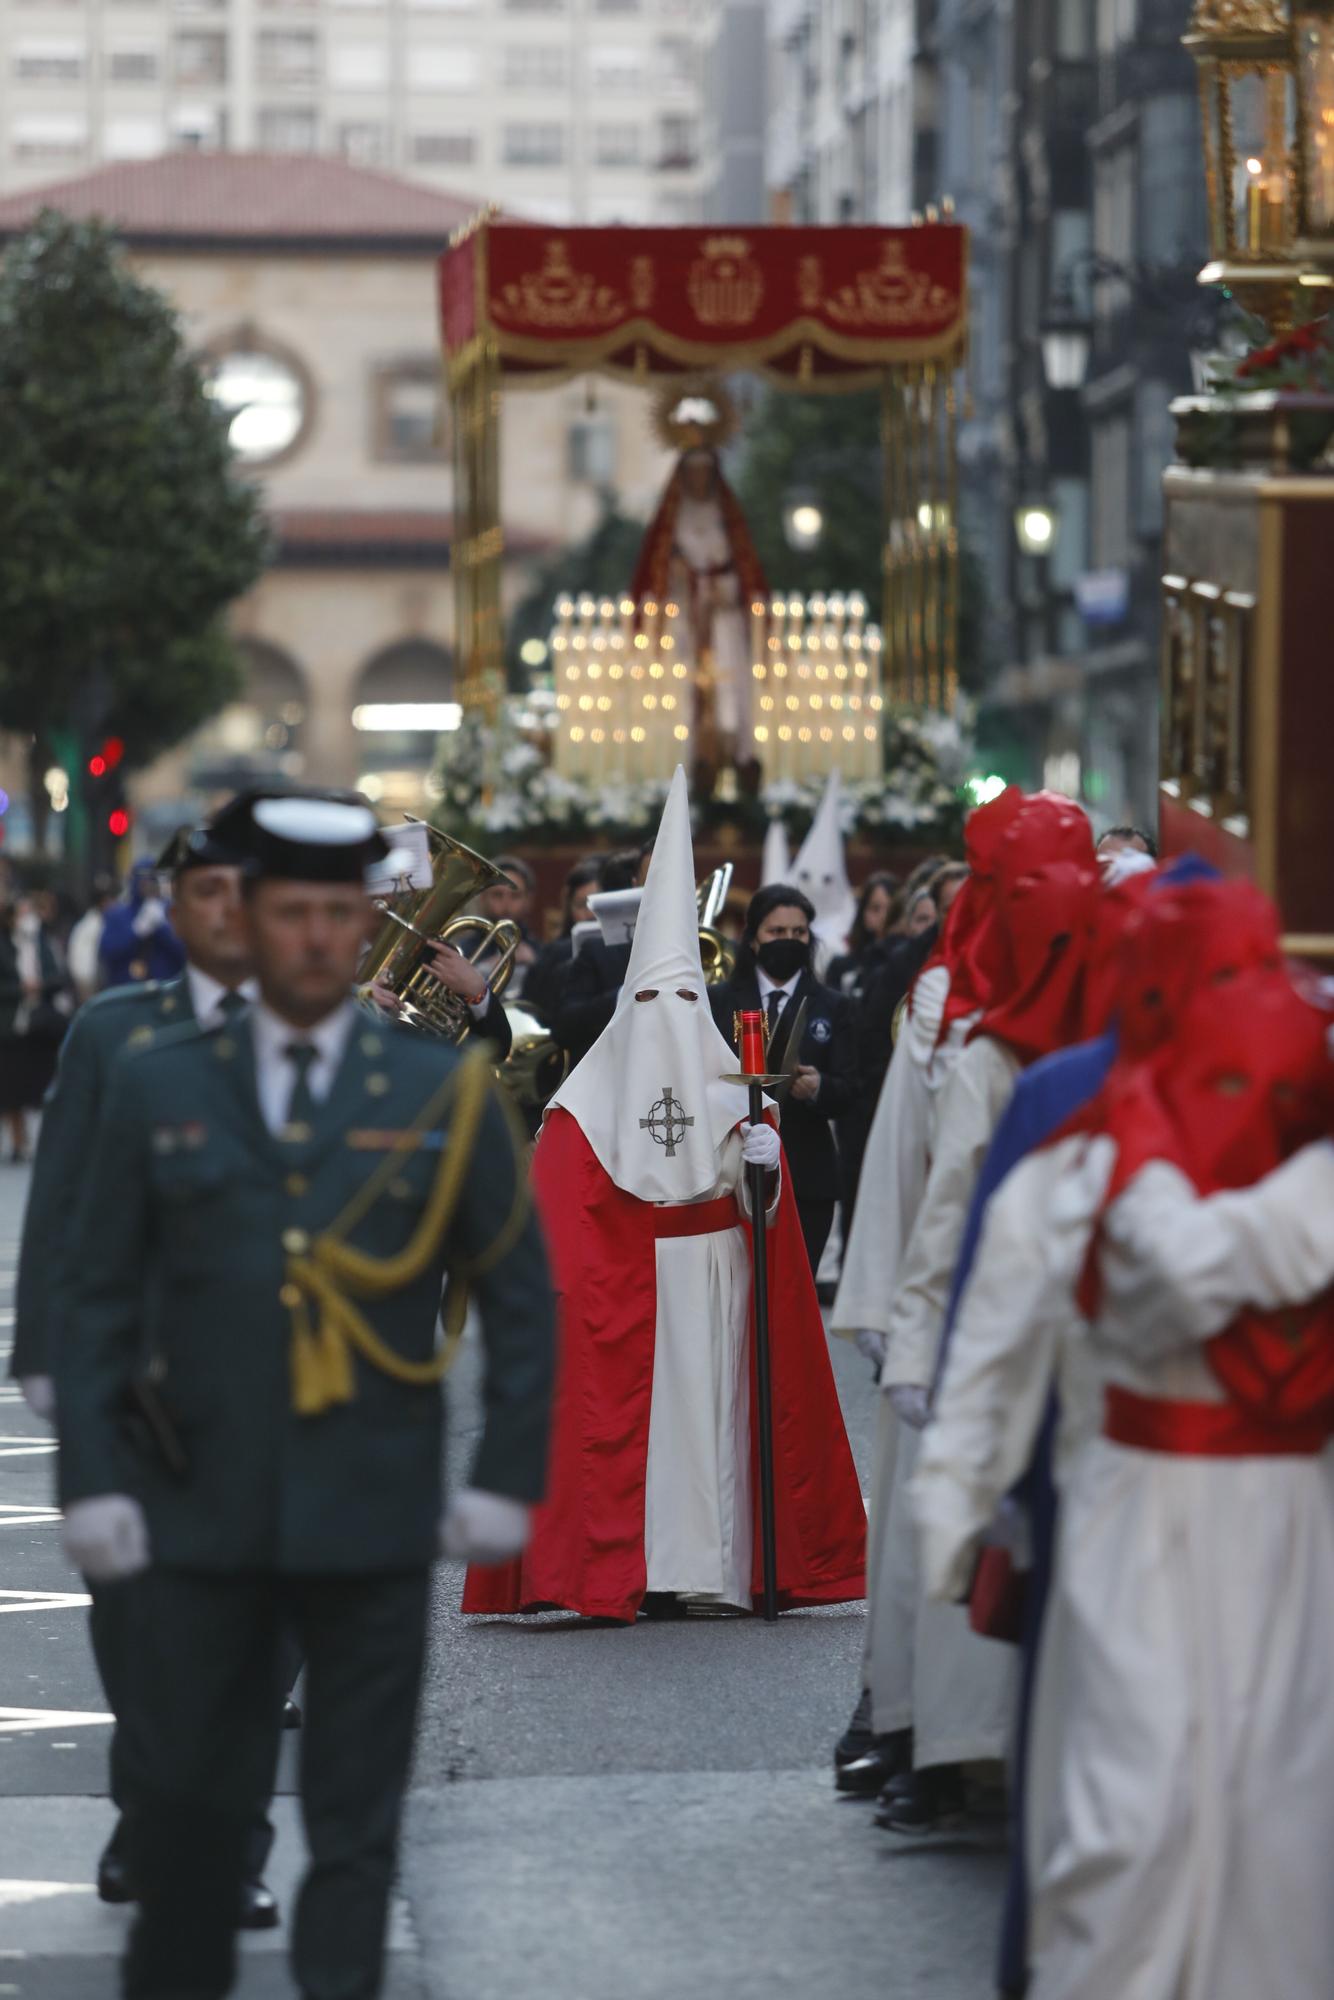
left=0, top=211, right=269, bottom=868
left=731, top=385, right=990, bottom=694
left=504, top=496, right=647, bottom=687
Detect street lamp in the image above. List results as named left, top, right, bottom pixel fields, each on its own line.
left=783, top=488, right=825, bottom=552
left=1183, top=0, right=1305, bottom=330
left=1014, top=502, right=1058, bottom=556
left=1040, top=278, right=1094, bottom=391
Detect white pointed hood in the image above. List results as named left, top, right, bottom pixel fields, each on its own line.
left=760, top=816, right=791, bottom=887
left=792, top=771, right=857, bottom=948
left=548, top=765, right=742, bottom=1201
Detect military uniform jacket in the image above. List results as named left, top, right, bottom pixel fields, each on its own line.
left=12, top=978, right=196, bottom=1383
left=55, top=1009, right=555, bottom=1575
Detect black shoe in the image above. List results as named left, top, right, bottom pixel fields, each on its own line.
left=239, top=1879, right=280, bottom=1931
left=836, top=1728, right=913, bottom=1797
left=874, top=1763, right=968, bottom=1834
left=96, top=1835, right=136, bottom=1906
left=640, top=1592, right=689, bottom=1621
left=834, top=1689, right=873, bottom=1768
left=282, top=1697, right=302, bottom=1730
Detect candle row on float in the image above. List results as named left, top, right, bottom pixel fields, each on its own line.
left=747, top=593, right=885, bottom=783
left=549, top=596, right=691, bottom=785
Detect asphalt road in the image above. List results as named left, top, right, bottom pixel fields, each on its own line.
left=0, top=1160, right=1005, bottom=1999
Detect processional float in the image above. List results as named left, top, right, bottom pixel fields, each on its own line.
left=438, top=219, right=970, bottom=791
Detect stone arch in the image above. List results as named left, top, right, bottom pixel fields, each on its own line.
left=351, top=639, right=457, bottom=806
left=189, top=637, right=309, bottom=790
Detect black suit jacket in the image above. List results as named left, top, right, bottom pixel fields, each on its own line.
left=554, top=939, right=631, bottom=1067
left=710, top=967, right=857, bottom=1205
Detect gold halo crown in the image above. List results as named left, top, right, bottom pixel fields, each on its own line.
left=652, top=378, right=740, bottom=454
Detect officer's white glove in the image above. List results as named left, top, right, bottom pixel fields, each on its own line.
left=132, top=897, right=168, bottom=938
left=739, top=1121, right=781, bottom=1172
left=439, top=1488, right=532, bottom=1566
left=854, top=1328, right=887, bottom=1370
left=62, top=1496, right=150, bottom=1583
left=886, top=1383, right=931, bottom=1431
left=20, top=1374, right=55, bottom=1422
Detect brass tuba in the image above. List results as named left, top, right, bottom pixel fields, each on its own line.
left=360, top=818, right=520, bottom=1042
left=697, top=861, right=738, bottom=985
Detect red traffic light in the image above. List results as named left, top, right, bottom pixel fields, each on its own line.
left=88, top=754, right=107, bottom=778
left=108, top=808, right=131, bottom=840
left=102, top=736, right=125, bottom=770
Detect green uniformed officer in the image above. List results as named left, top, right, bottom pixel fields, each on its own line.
left=12, top=821, right=285, bottom=1923
left=54, top=790, right=555, bottom=2000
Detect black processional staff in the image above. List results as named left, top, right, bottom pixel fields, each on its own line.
left=722, top=1005, right=799, bottom=1624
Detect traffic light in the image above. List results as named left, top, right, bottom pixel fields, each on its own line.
left=108, top=807, right=131, bottom=841
left=85, top=733, right=131, bottom=873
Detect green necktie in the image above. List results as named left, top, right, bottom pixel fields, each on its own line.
left=284, top=1041, right=319, bottom=1129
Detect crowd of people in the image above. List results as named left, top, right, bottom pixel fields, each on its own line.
left=7, top=774, right=1332, bottom=2000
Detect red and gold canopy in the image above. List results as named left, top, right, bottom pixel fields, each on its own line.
left=440, top=221, right=968, bottom=389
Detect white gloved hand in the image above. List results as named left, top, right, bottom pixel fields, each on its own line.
left=62, top=1496, right=150, bottom=1583
left=740, top=1120, right=781, bottom=1172
left=439, top=1488, right=532, bottom=1566
left=854, top=1328, right=887, bottom=1370
left=982, top=1495, right=1033, bottom=1568
left=132, top=897, right=168, bottom=938
left=886, top=1383, right=931, bottom=1431
left=20, top=1374, right=55, bottom=1422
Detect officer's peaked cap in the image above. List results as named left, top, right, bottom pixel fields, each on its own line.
left=209, top=787, right=389, bottom=884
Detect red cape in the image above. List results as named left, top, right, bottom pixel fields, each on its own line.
left=463, top=1109, right=866, bottom=1622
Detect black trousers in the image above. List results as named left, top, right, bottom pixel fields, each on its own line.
left=88, top=1579, right=278, bottom=1882
left=795, top=1196, right=835, bottom=1279
left=117, top=1566, right=430, bottom=2000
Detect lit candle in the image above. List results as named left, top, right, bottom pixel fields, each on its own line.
left=1245, top=155, right=1264, bottom=250
left=738, top=1010, right=767, bottom=1077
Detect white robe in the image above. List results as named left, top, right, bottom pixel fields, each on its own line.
left=643, top=1129, right=778, bottom=1611
left=670, top=495, right=751, bottom=741
left=866, top=1033, right=1022, bottom=1760
left=923, top=1136, right=1334, bottom=2000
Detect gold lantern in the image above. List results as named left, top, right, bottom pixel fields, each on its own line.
left=1184, top=1, right=1306, bottom=329
left=1293, top=2, right=1334, bottom=281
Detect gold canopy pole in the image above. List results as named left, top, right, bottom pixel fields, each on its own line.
left=450, top=219, right=505, bottom=722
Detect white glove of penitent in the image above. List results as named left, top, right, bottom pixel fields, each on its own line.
left=132, top=897, right=168, bottom=938
left=62, top=1496, right=151, bottom=1583
left=854, top=1328, right=887, bottom=1370
left=886, top=1383, right=931, bottom=1432
left=20, top=1374, right=55, bottom=1422
left=439, top=1488, right=532, bottom=1566
left=739, top=1121, right=781, bottom=1172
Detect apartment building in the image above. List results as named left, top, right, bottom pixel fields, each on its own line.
left=0, top=0, right=714, bottom=223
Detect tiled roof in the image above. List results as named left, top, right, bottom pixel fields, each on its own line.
left=0, top=153, right=479, bottom=247
left=273, top=510, right=551, bottom=563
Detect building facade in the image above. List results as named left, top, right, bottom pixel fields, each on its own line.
left=0, top=153, right=675, bottom=845
left=0, top=0, right=720, bottom=224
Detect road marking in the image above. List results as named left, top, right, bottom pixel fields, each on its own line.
left=0, top=1708, right=113, bottom=1734
left=0, top=1506, right=61, bottom=1528
left=0, top=1590, right=91, bottom=1614
left=0, top=1440, right=56, bottom=1458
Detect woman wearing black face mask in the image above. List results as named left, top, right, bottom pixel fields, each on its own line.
left=710, top=883, right=858, bottom=1275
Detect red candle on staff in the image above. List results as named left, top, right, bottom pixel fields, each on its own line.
left=738, top=1009, right=767, bottom=1077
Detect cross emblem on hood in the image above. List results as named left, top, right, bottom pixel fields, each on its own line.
left=639, top=1086, right=695, bottom=1159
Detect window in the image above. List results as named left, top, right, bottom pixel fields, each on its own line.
left=329, top=42, right=388, bottom=87
left=502, top=122, right=565, bottom=165
left=503, top=0, right=565, bottom=11
left=257, top=28, right=319, bottom=82
left=1139, top=94, right=1205, bottom=266
left=1056, top=0, right=1093, bottom=60
left=593, top=124, right=640, bottom=167
left=108, top=46, right=160, bottom=81
left=257, top=105, right=319, bottom=150
left=409, top=45, right=478, bottom=89
left=594, top=0, right=640, bottom=12
left=173, top=30, right=226, bottom=81
left=205, top=342, right=310, bottom=465
left=1136, top=381, right=1174, bottom=537
left=568, top=416, right=616, bottom=486
left=1091, top=413, right=1131, bottom=570
left=657, top=35, right=697, bottom=89
left=409, top=129, right=478, bottom=164
left=170, top=101, right=228, bottom=148
left=658, top=114, right=697, bottom=167
left=590, top=45, right=643, bottom=91
left=106, top=115, right=162, bottom=156
left=14, top=39, right=87, bottom=81
left=372, top=362, right=446, bottom=462
left=11, top=113, right=87, bottom=160
left=338, top=121, right=389, bottom=162
left=502, top=45, right=568, bottom=89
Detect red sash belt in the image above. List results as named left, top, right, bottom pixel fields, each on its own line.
left=650, top=1194, right=742, bottom=1239
left=1104, top=1385, right=1331, bottom=1458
